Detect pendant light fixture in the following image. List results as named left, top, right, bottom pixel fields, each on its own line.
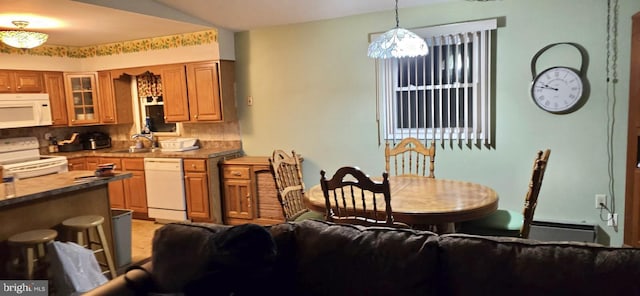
left=0, top=21, right=49, bottom=49
left=367, top=0, right=428, bottom=59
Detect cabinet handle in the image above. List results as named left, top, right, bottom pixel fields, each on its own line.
left=195, top=114, right=198, bottom=119
left=6, top=86, right=10, bottom=89
left=231, top=171, right=241, bottom=176
left=17, top=86, right=21, bottom=89
left=246, top=195, right=251, bottom=208
left=191, top=164, right=197, bottom=169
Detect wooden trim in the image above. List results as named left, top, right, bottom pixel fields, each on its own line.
left=624, top=12, right=640, bottom=247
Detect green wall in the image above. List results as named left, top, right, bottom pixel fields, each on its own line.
left=234, top=0, right=640, bottom=246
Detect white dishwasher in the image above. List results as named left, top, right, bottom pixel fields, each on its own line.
left=144, top=158, right=188, bottom=222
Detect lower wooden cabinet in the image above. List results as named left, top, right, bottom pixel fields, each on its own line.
left=96, top=157, right=125, bottom=209
left=223, top=178, right=253, bottom=220
left=121, top=158, right=148, bottom=219
left=221, top=157, right=285, bottom=226
left=82, top=156, right=148, bottom=219
left=67, top=157, right=87, bottom=171
left=184, top=159, right=211, bottom=222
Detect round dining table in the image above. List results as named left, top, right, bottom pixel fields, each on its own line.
left=304, top=176, right=499, bottom=229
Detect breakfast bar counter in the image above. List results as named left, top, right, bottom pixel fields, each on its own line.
left=0, top=171, right=132, bottom=279
left=0, top=170, right=132, bottom=207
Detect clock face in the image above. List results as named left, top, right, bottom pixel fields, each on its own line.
left=530, top=67, right=584, bottom=113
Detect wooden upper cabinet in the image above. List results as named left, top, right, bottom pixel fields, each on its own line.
left=0, top=70, right=44, bottom=93
left=0, top=72, right=10, bottom=92
left=97, top=71, right=134, bottom=124
left=64, top=72, right=101, bottom=125
left=186, top=61, right=222, bottom=122
left=161, top=65, right=190, bottom=122
left=98, top=71, right=117, bottom=124
left=43, top=72, right=69, bottom=126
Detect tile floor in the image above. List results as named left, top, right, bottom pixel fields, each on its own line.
left=130, top=219, right=162, bottom=264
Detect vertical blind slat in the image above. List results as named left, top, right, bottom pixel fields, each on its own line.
left=422, top=52, right=427, bottom=142
left=411, top=59, right=420, bottom=138
left=438, top=36, right=444, bottom=144
left=485, top=30, right=492, bottom=146
left=455, top=34, right=461, bottom=144
left=480, top=30, right=488, bottom=146
left=430, top=37, right=436, bottom=143
left=463, top=33, right=470, bottom=143
left=472, top=31, right=480, bottom=142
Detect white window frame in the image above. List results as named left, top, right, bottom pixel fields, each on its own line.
left=131, top=77, right=182, bottom=137
left=376, top=19, right=497, bottom=146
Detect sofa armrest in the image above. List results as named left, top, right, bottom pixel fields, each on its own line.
left=83, top=262, right=154, bottom=296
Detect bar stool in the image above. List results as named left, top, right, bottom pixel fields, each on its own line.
left=7, top=229, right=58, bottom=279
left=61, top=215, right=117, bottom=278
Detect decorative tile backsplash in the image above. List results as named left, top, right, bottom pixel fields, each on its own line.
left=1, top=120, right=241, bottom=154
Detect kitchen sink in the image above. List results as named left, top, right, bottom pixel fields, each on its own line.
left=108, top=148, right=154, bottom=153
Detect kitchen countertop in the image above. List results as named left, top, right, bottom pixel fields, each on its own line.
left=50, top=147, right=243, bottom=159
left=0, top=170, right=132, bottom=207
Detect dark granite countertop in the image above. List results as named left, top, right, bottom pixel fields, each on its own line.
left=0, top=171, right=132, bottom=207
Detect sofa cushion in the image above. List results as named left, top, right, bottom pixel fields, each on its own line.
left=269, top=220, right=441, bottom=296
left=438, top=233, right=640, bottom=295
left=152, top=222, right=277, bottom=295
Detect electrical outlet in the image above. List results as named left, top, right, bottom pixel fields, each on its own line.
left=607, top=213, right=618, bottom=227
left=595, top=194, right=606, bottom=209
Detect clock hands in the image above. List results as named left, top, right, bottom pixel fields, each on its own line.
left=536, top=84, right=559, bottom=91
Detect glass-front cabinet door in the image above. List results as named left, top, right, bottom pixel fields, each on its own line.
left=64, top=72, right=100, bottom=125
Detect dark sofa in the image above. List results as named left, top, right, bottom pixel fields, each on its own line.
left=87, top=220, right=640, bottom=295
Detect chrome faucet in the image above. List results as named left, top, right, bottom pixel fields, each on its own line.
left=131, top=132, right=158, bottom=148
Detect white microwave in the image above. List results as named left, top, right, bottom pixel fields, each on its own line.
left=0, top=93, right=52, bottom=129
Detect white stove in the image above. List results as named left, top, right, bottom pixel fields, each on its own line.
left=0, top=137, right=68, bottom=179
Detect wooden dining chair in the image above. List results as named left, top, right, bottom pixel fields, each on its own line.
left=269, top=150, right=324, bottom=222
left=320, top=166, right=408, bottom=228
left=385, top=137, right=436, bottom=178
left=459, top=149, right=551, bottom=239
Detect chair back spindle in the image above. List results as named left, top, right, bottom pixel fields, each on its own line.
left=520, top=149, right=551, bottom=238
left=385, top=138, right=436, bottom=178
left=320, top=167, right=400, bottom=227
left=269, top=150, right=310, bottom=221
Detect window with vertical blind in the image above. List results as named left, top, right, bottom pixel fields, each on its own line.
left=376, top=19, right=497, bottom=146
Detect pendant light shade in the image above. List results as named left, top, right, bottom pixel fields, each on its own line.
left=0, top=21, right=48, bottom=49
left=368, top=0, right=428, bottom=59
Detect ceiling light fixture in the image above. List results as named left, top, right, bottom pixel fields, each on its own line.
left=0, top=21, right=48, bottom=49
left=367, top=0, right=428, bottom=59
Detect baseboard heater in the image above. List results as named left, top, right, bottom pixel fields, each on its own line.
left=528, top=220, right=598, bottom=243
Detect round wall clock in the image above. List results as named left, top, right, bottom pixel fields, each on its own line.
left=530, top=42, right=589, bottom=114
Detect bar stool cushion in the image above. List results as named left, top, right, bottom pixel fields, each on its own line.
left=8, top=229, right=58, bottom=244
left=62, top=215, right=105, bottom=229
